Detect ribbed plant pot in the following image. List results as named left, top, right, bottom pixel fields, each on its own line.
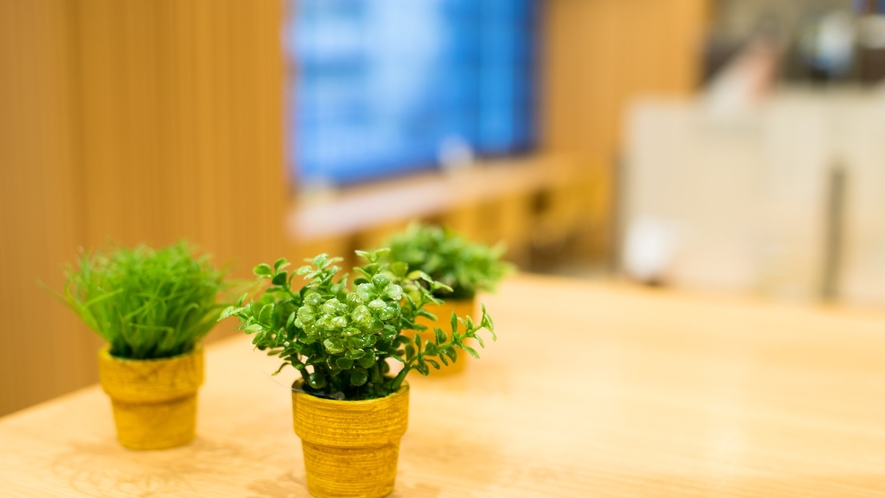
left=416, top=296, right=476, bottom=376
left=292, top=381, right=410, bottom=498
left=98, top=345, right=204, bottom=450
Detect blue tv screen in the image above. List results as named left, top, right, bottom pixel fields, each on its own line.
left=289, top=0, right=539, bottom=186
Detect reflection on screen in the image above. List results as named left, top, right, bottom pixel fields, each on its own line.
left=290, top=0, right=538, bottom=186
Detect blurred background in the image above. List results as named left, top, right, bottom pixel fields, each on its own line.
left=2, top=0, right=884, bottom=417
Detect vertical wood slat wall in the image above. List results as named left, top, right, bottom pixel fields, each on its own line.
left=543, top=0, right=707, bottom=159
left=0, top=0, right=286, bottom=417
left=541, top=0, right=708, bottom=254
left=0, top=0, right=707, bottom=417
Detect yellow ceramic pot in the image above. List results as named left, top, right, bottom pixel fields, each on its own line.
left=98, top=345, right=204, bottom=450
left=414, top=297, right=476, bottom=376
left=292, top=381, right=409, bottom=498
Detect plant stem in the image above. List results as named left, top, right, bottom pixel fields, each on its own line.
left=390, top=367, right=409, bottom=390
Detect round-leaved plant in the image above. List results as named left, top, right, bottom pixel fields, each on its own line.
left=384, top=224, right=513, bottom=299
left=220, top=250, right=496, bottom=400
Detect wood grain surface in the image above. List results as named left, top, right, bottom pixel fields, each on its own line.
left=2, top=275, right=885, bottom=497
left=0, top=0, right=286, bottom=417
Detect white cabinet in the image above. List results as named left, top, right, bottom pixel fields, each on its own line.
left=623, top=87, right=885, bottom=304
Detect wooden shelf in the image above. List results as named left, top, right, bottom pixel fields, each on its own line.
left=287, top=154, right=583, bottom=243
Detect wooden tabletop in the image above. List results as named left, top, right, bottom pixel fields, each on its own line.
left=2, top=275, right=885, bottom=497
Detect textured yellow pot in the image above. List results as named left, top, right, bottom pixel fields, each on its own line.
left=98, top=345, right=204, bottom=450
left=292, top=381, right=409, bottom=498
left=415, top=297, right=476, bottom=376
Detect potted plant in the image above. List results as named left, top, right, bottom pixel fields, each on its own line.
left=53, top=243, right=230, bottom=450
left=220, top=249, right=495, bottom=498
left=382, top=223, right=512, bottom=375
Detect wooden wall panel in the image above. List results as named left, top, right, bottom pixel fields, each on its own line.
left=0, top=0, right=286, bottom=416
left=0, top=0, right=97, bottom=417
left=541, top=0, right=708, bottom=257
left=0, top=0, right=706, bottom=417
left=73, top=0, right=287, bottom=267
left=542, top=0, right=708, bottom=160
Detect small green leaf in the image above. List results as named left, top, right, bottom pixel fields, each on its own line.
left=406, top=270, right=424, bottom=280
left=463, top=345, right=480, bottom=359
left=481, top=304, right=496, bottom=339
left=304, top=293, right=323, bottom=307
left=379, top=303, right=398, bottom=320
left=308, top=372, right=327, bottom=389
left=357, top=350, right=375, bottom=368
left=384, top=284, right=403, bottom=301
left=372, top=273, right=391, bottom=289
left=254, top=264, right=273, bottom=276
left=413, top=334, right=423, bottom=352
left=258, top=303, right=274, bottom=324
left=430, top=281, right=453, bottom=294
left=446, top=349, right=458, bottom=362
left=218, top=305, right=236, bottom=322
left=335, top=357, right=353, bottom=369
left=323, top=338, right=345, bottom=354
left=345, top=349, right=366, bottom=360
left=390, top=261, right=408, bottom=277
left=271, top=271, right=288, bottom=286
left=350, top=368, right=368, bottom=386
left=311, top=253, right=329, bottom=268
left=416, top=359, right=429, bottom=376
left=381, top=324, right=397, bottom=341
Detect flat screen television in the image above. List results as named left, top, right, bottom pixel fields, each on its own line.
left=289, top=0, right=539, bottom=186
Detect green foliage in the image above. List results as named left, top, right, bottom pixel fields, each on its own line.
left=221, top=250, right=496, bottom=400
left=383, top=223, right=514, bottom=299
left=56, top=243, right=230, bottom=360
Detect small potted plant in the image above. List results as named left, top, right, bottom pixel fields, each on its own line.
left=220, top=250, right=495, bottom=498
left=383, top=223, right=512, bottom=375
left=53, top=243, right=229, bottom=450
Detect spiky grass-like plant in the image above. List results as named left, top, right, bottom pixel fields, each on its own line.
left=57, top=243, right=230, bottom=359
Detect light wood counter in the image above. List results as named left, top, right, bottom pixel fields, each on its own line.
left=2, top=275, right=885, bottom=496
